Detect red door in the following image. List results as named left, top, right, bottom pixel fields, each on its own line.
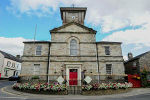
left=69, top=69, right=78, bottom=85
left=128, top=74, right=141, bottom=88
left=0, top=73, right=1, bottom=78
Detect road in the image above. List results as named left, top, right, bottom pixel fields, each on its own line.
left=0, top=80, right=150, bottom=100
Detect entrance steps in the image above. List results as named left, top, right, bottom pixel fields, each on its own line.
left=67, top=86, right=82, bottom=95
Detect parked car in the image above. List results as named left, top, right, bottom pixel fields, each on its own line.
left=8, top=76, right=20, bottom=81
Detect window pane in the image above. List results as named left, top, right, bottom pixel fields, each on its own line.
left=7, top=61, right=11, bottom=67
left=5, top=70, right=8, bottom=76
left=36, top=51, right=41, bottom=55
left=70, top=39, right=77, bottom=56
left=36, top=46, right=42, bottom=55
left=106, top=64, right=112, bottom=74
left=105, top=46, right=110, bottom=55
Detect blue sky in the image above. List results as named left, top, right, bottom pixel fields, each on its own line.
left=0, top=0, right=150, bottom=60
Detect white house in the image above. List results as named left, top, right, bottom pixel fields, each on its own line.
left=0, top=50, right=22, bottom=79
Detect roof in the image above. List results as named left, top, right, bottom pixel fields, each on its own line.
left=23, top=41, right=50, bottom=43
left=124, top=51, right=150, bottom=63
left=0, top=50, right=22, bottom=62
left=96, top=41, right=122, bottom=44
left=50, top=22, right=97, bottom=33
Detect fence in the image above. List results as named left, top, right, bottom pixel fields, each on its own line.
left=19, top=74, right=127, bottom=94
left=19, top=74, right=127, bottom=85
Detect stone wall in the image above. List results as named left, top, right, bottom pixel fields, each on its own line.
left=62, top=11, right=85, bottom=24
left=23, top=43, right=49, bottom=56
left=51, top=33, right=95, bottom=43
left=139, top=52, right=150, bottom=72
left=21, top=42, right=49, bottom=77
left=97, top=43, right=123, bottom=56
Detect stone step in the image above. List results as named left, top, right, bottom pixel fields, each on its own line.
left=67, top=86, right=82, bottom=95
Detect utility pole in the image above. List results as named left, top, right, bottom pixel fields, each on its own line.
left=34, top=24, right=37, bottom=42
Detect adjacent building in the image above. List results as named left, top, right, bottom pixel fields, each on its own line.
left=124, top=51, right=150, bottom=74
left=0, top=50, right=22, bottom=79
left=21, top=7, right=125, bottom=85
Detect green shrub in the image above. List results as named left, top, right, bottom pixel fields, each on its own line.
left=141, top=69, right=150, bottom=87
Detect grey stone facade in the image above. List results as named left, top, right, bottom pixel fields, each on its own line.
left=21, top=7, right=124, bottom=84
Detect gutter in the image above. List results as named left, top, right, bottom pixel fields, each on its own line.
left=96, top=43, right=100, bottom=82
left=46, top=42, right=51, bottom=83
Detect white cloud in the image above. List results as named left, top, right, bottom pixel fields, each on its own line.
left=103, top=22, right=150, bottom=47
left=7, top=0, right=150, bottom=33
left=0, top=37, right=30, bottom=56
left=6, top=0, right=61, bottom=17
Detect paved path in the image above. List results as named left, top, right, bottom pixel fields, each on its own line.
left=0, top=80, right=150, bottom=100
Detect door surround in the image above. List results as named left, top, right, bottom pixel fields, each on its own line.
left=65, top=63, right=82, bottom=86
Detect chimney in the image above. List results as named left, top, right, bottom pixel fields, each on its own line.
left=128, top=52, right=133, bottom=60
left=16, top=55, right=20, bottom=59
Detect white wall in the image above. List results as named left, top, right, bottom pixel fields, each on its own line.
left=1, top=58, right=20, bottom=78
left=0, top=53, right=4, bottom=77
left=15, top=62, right=21, bottom=76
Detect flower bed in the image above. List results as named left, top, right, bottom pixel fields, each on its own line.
left=13, top=82, right=132, bottom=95
left=12, top=83, right=67, bottom=95
left=82, top=82, right=133, bottom=95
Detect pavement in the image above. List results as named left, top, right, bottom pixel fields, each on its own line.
left=1, top=80, right=150, bottom=100
left=2, top=86, right=150, bottom=97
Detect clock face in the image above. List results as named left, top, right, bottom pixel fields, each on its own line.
left=72, top=16, right=75, bottom=19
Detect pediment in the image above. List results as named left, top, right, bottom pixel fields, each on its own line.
left=58, top=24, right=89, bottom=32
left=50, top=22, right=96, bottom=33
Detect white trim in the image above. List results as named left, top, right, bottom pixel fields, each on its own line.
left=65, top=64, right=82, bottom=86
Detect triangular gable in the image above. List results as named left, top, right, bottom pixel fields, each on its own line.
left=50, top=22, right=96, bottom=33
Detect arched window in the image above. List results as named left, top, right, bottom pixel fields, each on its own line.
left=70, top=39, right=77, bottom=56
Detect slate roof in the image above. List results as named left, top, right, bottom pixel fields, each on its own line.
left=124, top=51, right=150, bottom=63
left=96, top=41, right=122, bottom=44
left=0, top=50, right=22, bottom=62
left=50, top=22, right=97, bottom=34
left=60, top=7, right=87, bottom=11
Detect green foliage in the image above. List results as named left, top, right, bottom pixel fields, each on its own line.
left=12, top=82, right=66, bottom=92
left=141, top=69, right=150, bottom=87
left=82, top=82, right=133, bottom=91
left=31, top=76, right=40, bottom=80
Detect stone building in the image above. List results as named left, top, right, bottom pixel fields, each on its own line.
left=124, top=51, right=150, bottom=75
left=0, top=50, right=22, bottom=79
left=21, top=7, right=125, bottom=85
